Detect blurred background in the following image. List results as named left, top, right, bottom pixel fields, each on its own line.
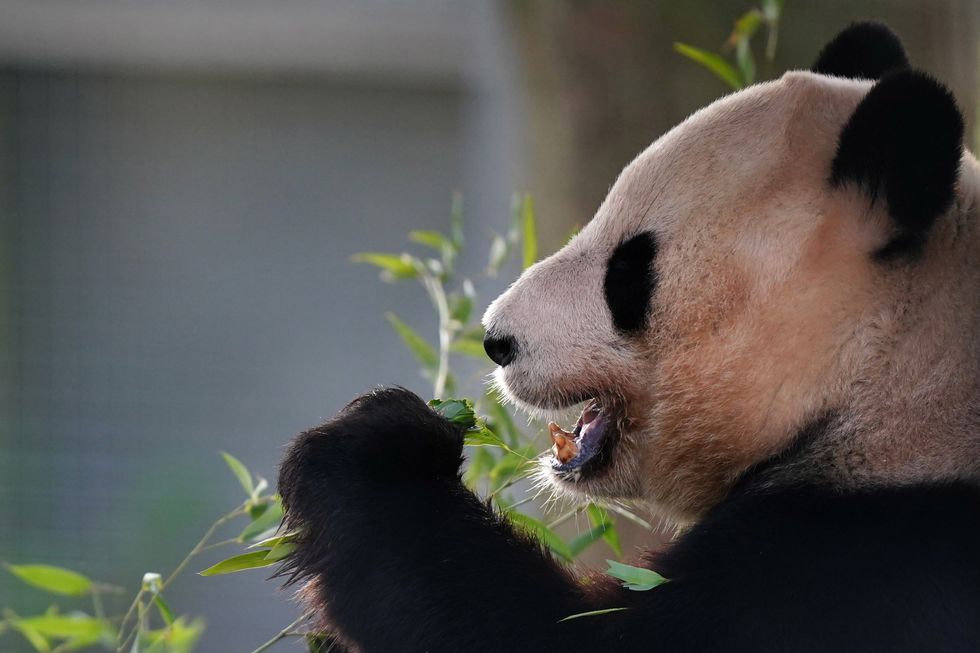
left=0, top=1, right=976, bottom=650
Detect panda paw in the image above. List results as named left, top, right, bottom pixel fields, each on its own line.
left=278, top=387, right=466, bottom=518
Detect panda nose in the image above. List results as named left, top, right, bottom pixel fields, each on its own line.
left=483, top=332, right=517, bottom=367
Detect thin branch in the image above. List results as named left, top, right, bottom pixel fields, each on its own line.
left=249, top=610, right=315, bottom=653
left=163, top=505, right=248, bottom=588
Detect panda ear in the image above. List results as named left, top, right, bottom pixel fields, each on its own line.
left=831, top=69, right=964, bottom=260
left=813, top=22, right=909, bottom=80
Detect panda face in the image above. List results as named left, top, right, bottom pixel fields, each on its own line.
left=483, top=69, right=970, bottom=521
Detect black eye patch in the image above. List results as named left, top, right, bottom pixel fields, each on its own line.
left=603, top=232, right=658, bottom=334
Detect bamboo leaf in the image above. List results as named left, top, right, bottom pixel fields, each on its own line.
left=587, top=504, right=623, bottom=558
left=487, top=233, right=509, bottom=276
left=558, top=607, right=629, bottom=622
left=5, top=564, right=93, bottom=596
left=736, top=38, right=755, bottom=85
left=351, top=252, right=419, bottom=281
left=250, top=530, right=301, bottom=549
left=568, top=523, right=611, bottom=557
left=449, top=336, right=487, bottom=359
left=264, top=541, right=296, bottom=562
left=730, top=9, right=763, bottom=41
left=153, top=595, right=175, bottom=626
left=429, top=398, right=478, bottom=427
left=673, top=43, right=743, bottom=90
left=448, top=291, right=473, bottom=324
left=409, top=230, right=453, bottom=253
left=198, top=551, right=278, bottom=576
left=220, top=452, right=253, bottom=496
left=238, top=501, right=285, bottom=543
left=17, top=614, right=107, bottom=640
left=507, top=512, right=574, bottom=562
left=386, top=312, right=438, bottom=370
left=11, top=621, right=50, bottom=652
left=605, top=560, right=669, bottom=591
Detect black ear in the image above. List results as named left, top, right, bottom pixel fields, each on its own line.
left=813, top=22, right=909, bottom=80
left=831, top=70, right=963, bottom=260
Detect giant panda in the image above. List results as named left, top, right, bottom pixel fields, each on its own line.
left=278, top=23, right=980, bottom=652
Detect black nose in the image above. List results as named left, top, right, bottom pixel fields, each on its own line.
left=483, top=332, right=517, bottom=367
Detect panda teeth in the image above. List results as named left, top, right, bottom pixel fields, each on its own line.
left=548, top=422, right=579, bottom=464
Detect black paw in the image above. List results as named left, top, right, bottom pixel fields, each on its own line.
left=278, top=387, right=465, bottom=520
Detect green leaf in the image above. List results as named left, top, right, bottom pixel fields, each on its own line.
left=735, top=38, right=755, bottom=85
left=465, top=424, right=508, bottom=450
left=351, top=252, right=419, bottom=281
left=568, top=523, right=611, bottom=558
left=520, top=194, right=538, bottom=269
left=605, top=560, right=669, bottom=591
left=587, top=503, right=622, bottom=557
left=220, top=452, right=253, bottom=496
left=487, top=233, right=509, bottom=276
left=488, top=452, right=529, bottom=493
left=484, top=392, right=521, bottom=447
left=307, top=634, right=337, bottom=653
left=449, top=336, right=487, bottom=359
left=250, top=530, right=301, bottom=549
left=5, top=564, right=93, bottom=596
left=507, top=512, right=573, bottom=562
left=11, top=621, right=50, bottom=652
left=448, top=291, right=473, bottom=324
left=409, top=230, right=453, bottom=253
left=673, top=43, right=743, bottom=90
left=252, top=476, right=269, bottom=501
left=386, top=312, right=439, bottom=370
left=198, top=551, right=278, bottom=576
left=463, top=446, right=496, bottom=488
left=142, top=617, right=205, bottom=653
left=17, top=614, right=107, bottom=640
left=248, top=501, right=269, bottom=520
left=238, top=500, right=285, bottom=543
left=731, top=9, right=763, bottom=40
left=558, top=607, right=629, bottom=622
left=153, top=595, right=175, bottom=626
left=429, top=398, right=477, bottom=427
left=264, top=541, right=296, bottom=562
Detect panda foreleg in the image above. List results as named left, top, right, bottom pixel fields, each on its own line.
left=277, top=387, right=627, bottom=652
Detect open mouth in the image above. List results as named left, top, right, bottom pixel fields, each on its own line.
left=547, top=399, right=618, bottom=479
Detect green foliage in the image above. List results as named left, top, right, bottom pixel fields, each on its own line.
left=605, top=560, right=670, bottom=592
left=356, top=196, right=671, bottom=607
left=5, top=565, right=94, bottom=597
left=675, top=0, right=784, bottom=90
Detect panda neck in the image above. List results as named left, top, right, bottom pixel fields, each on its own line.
left=764, top=198, right=980, bottom=492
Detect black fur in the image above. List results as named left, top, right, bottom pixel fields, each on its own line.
left=812, top=22, right=909, bottom=80
left=279, top=388, right=980, bottom=652
left=831, top=70, right=964, bottom=260
left=603, top=232, right=657, bottom=334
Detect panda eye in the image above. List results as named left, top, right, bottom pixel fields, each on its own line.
left=603, top=232, right=657, bottom=335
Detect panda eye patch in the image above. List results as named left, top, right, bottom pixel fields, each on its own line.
left=603, top=231, right=657, bottom=334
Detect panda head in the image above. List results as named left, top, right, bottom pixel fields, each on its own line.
left=482, top=23, right=978, bottom=522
